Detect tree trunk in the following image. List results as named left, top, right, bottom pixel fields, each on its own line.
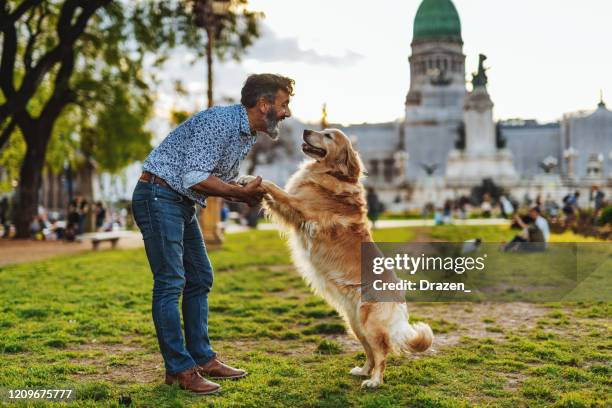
left=206, top=28, right=214, bottom=108
left=12, top=133, right=50, bottom=238
left=201, top=28, right=222, bottom=247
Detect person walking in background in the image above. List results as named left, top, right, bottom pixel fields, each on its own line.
left=562, top=190, right=580, bottom=227
left=457, top=196, right=469, bottom=219
left=220, top=201, right=230, bottom=233
left=481, top=193, right=492, bottom=218
left=366, top=187, right=383, bottom=229
left=94, top=201, right=107, bottom=231
left=65, top=203, right=80, bottom=241
left=79, top=197, right=89, bottom=234
left=0, top=197, right=8, bottom=238
left=499, top=194, right=514, bottom=219
left=443, top=199, right=453, bottom=224
left=72, top=195, right=89, bottom=235
left=590, top=186, right=605, bottom=218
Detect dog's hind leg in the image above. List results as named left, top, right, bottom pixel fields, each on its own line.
left=361, top=329, right=390, bottom=388
left=359, top=303, right=391, bottom=388
left=348, top=317, right=374, bottom=377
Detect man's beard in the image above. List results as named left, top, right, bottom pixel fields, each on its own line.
left=264, top=107, right=281, bottom=140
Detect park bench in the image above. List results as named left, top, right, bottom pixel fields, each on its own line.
left=80, top=231, right=122, bottom=250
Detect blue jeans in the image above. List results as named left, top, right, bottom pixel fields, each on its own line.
left=131, top=181, right=216, bottom=374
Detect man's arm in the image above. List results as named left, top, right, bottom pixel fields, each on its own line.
left=190, top=175, right=265, bottom=207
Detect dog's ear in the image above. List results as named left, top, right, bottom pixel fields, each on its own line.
left=337, top=144, right=362, bottom=180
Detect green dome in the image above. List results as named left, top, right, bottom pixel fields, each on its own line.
left=413, top=0, right=462, bottom=43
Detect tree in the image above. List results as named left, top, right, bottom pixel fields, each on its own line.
left=0, top=0, right=104, bottom=236
left=0, top=0, right=262, bottom=237
left=192, top=0, right=263, bottom=107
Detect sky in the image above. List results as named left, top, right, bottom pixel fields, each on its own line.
left=153, top=0, right=612, bottom=131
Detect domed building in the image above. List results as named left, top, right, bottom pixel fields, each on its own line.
left=412, top=0, right=462, bottom=42
left=404, top=0, right=468, bottom=186
left=242, top=0, right=611, bottom=212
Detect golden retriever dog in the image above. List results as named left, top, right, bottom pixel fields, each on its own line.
left=237, top=129, right=433, bottom=388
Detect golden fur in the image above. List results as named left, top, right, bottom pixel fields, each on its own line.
left=238, top=129, right=433, bottom=388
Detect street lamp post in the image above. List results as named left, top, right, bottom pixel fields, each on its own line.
left=194, top=0, right=231, bottom=108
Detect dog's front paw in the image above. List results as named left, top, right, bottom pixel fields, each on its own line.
left=350, top=366, right=369, bottom=377
left=361, top=379, right=381, bottom=388
left=236, top=175, right=257, bottom=186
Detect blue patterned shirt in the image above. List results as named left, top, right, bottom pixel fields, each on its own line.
left=142, top=104, right=257, bottom=207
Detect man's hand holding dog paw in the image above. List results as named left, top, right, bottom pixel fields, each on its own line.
left=236, top=175, right=258, bottom=186
left=234, top=176, right=265, bottom=207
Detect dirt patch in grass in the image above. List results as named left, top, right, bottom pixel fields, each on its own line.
left=221, top=302, right=551, bottom=359
left=414, top=302, right=548, bottom=352
left=68, top=339, right=163, bottom=385
left=0, top=234, right=144, bottom=267
left=292, top=302, right=550, bottom=359
left=501, top=372, right=529, bottom=392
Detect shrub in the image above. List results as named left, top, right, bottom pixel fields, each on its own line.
left=599, top=206, right=612, bottom=225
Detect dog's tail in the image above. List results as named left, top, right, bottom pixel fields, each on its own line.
left=406, top=321, right=434, bottom=352
left=389, top=304, right=434, bottom=353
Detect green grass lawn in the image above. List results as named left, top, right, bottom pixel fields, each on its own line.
left=0, top=227, right=610, bottom=407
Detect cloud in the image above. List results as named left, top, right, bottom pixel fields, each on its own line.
left=246, top=25, right=363, bottom=65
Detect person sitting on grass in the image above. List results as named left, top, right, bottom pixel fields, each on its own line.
left=502, top=206, right=549, bottom=252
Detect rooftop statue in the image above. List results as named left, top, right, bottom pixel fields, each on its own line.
left=472, top=54, right=488, bottom=88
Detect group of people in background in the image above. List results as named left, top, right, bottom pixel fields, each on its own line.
left=1, top=185, right=608, bottom=242
left=0, top=194, right=129, bottom=240
left=414, top=186, right=609, bottom=252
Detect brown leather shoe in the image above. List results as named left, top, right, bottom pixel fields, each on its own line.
left=165, top=367, right=221, bottom=395
left=197, top=357, right=248, bottom=380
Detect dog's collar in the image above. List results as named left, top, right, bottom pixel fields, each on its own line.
left=326, top=171, right=358, bottom=183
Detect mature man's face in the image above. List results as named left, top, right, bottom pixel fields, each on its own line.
left=264, top=90, right=291, bottom=140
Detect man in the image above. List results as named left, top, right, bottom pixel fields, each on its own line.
left=131, top=73, right=294, bottom=395
left=590, top=185, right=605, bottom=217
left=94, top=201, right=106, bottom=231
left=366, top=187, right=383, bottom=229
left=503, top=206, right=549, bottom=252
left=0, top=197, right=8, bottom=237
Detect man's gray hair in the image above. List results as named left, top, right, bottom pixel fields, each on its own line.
left=240, top=74, right=294, bottom=108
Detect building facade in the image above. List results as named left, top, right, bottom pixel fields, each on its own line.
left=337, top=0, right=612, bottom=209
left=71, top=0, right=611, bottom=212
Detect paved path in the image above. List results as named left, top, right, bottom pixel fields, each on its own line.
left=0, top=231, right=143, bottom=267
left=0, top=219, right=508, bottom=266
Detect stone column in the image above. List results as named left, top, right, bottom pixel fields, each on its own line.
left=464, top=86, right=496, bottom=156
